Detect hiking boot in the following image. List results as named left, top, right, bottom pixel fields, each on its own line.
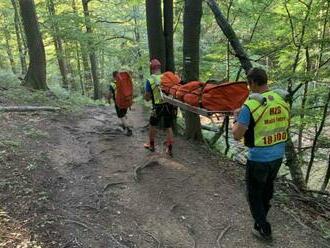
left=119, top=123, right=126, bottom=130
left=126, top=128, right=133, bottom=136
left=144, top=143, right=155, bottom=152
left=252, top=222, right=272, bottom=242
left=165, top=144, right=173, bottom=157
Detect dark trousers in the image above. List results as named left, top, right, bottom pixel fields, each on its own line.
left=245, top=159, right=282, bottom=225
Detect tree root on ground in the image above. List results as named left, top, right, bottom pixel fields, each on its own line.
left=133, top=156, right=160, bottom=182
left=133, top=155, right=187, bottom=182
left=216, top=225, right=231, bottom=248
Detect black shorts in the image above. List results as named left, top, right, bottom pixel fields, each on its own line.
left=149, top=103, right=174, bottom=128
left=115, top=105, right=127, bottom=118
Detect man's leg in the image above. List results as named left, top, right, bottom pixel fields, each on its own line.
left=246, top=160, right=271, bottom=238
left=118, top=108, right=132, bottom=136
left=263, top=159, right=282, bottom=217
left=165, top=127, right=174, bottom=156
left=163, top=104, right=174, bottom=156
left=144, top=108, right=159, bottom=151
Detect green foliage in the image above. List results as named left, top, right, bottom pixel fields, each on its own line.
left=0, top=70, right=20, bottom=88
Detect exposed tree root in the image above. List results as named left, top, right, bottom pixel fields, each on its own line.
left=216, top=225, right=231, bottom=248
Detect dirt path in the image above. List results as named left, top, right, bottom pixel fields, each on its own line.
left=0, top=105, right=328, bottom=248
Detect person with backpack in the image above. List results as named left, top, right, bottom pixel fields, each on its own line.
left=143, top=59, right=175, bottom=156
left=108, top=71, right=133, bottom=136
left=232, top=68, right=290, bottom=241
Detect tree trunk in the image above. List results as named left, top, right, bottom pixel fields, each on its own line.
left=226, top=0, right=234, bottom=80
left=72, top=0, right=90, bottom=94
left=82, top=0, right=100, bottom=100
left=182, top=0, right=203, bottom=140
left=11, top=0, right=27, bottom=75
left=64, top=43, right=77, bottom=90
left=47, top=0, right=69, bottom=89
left=133, top=6, right=145, bottom=82
left=18, top=0, right=47, bottom=90
left=206, top=0, right=252, bottom=75
left=81, top=47, right=92, bottom=94
left=284, top=0, right=313, bottom=189
left=321, top=155, right=330, bottom=192
left=3, top=24, right=17, bottom=75
left=146, top=0, right=166, bottom=71
left=285, top=137, right=306, bottom=190
left=298, top=48, right=311, bottom=158
left=163, top=0, right=175, bottom=72
left=75, top=43, right=85, bottom=95
left=305, top=88, right=330, bottom=184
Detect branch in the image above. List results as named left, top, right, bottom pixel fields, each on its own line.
left=291, top=82, right=304, bottom=96
left=0, top=106, right=61, bottom=112
left=320, top=57, right=330, bottom=68
left=206, top=0, right=252, bottom=74
left=249, top=0, right=274, bottom=43
left=174, top=7, right=183, bottom=33
left=284, top=2, right=299, bottom=47
left=95, top=18, right=133, bottom=24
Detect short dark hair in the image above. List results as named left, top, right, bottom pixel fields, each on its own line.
left=247, top=68, right=268, bottom=86
left=112, top=71, right=118, bottom=78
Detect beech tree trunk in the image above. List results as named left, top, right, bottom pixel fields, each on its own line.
left=82, top=0, right=100, bottom=100
left=146, top=0, right=166, bottom=71
left=47, top=0, right=69, bottom=89
left=321, top=155, right=330, bottom=192
left=75, top=43, right=85, bottom=95
left=3, top=24, right=17, bottom=75
left=11, top=0, right=27, bottom=75
left=182, top=0, right=203, bottom=141
left=285, top=137, right=306, bottom=190
left=163, top=0, right=175, bottom=72
left=133, top=6, right=144, bottom=84
left=72, top=0, right=90, bottom=94
left=18, top=0, right=47, bottom=90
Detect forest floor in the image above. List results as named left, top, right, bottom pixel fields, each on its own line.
left=0, top=102, right=329, bottom=248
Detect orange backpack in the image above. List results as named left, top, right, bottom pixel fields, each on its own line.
left=161, top=72, right=181, bottom=94
left=201, top=81, right=249, bottom=111
left=176, top=81, right=205, bottom=101
left=115, top=71, right=133, bottom=109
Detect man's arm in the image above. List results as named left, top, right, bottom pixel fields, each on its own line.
left=107, top=91, right=112, bottom=104
left=232, top=106, right=250, bottom=141
left=232, top=122, right=248, bottom=140
left=144, top=80, right=152, bottom=101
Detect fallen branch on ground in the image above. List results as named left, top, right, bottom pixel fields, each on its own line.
left=217, top=225, right=231, bottom=248
left=0, top=106, right=61, bottom=112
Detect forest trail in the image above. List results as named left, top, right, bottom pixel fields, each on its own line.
left=0, top=105, right=328, bottom=248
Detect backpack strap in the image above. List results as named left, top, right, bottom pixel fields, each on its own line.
left=249, top=93, right=267, bottom=105
left=273, top=89, right=290, bottom=102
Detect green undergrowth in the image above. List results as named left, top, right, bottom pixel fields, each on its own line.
left=0, top=70, right=105, bottom=113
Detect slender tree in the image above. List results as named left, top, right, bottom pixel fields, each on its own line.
left=2, top=23, right=17, bottom=75
left=47, top=0, right=69, bottom=89
left=163, top=0, right=175, bottom=72
left=72, top=0, right=89, bottom=94
left=146, top=0, right=166, bottom=71
left=18, top=0, right=47, bottom=90
left=182, top=0, right=203, bottom=140
left=11, top=0, right=27, bottom=75
left=82, top=0, right=100, bottom=100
